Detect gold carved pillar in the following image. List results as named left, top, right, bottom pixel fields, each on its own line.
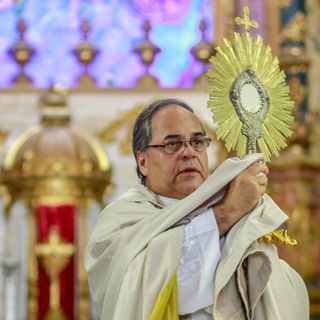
left=78, top=199, right=90, bottom=320
left=28, top=201, right=39, bottom=320
left=271, top=1, right=320, bottom=317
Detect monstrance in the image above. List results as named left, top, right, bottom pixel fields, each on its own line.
left=206, top=7, right=298, bottom=246
left=206, top=6, right=294, bottom=161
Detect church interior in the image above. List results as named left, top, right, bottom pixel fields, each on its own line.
left=0, top=0, right=319, bottom=319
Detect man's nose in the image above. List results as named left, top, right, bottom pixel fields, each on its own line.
left=180, top=141, right=196, bottom=157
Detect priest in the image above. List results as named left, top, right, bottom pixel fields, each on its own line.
left=85, top=98, right=309, bottom=319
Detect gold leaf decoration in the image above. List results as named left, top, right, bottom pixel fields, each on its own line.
left=99, top=104, right=145, bottom=155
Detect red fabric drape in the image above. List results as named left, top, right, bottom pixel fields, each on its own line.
left=37, top=204, right=75, bottom=320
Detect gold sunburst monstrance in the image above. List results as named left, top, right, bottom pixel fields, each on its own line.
left=206, top=6, right=294, bottom=161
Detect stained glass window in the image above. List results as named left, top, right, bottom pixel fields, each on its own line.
left=0, top=0, right=214, bottom=88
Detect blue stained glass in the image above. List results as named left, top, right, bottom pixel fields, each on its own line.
left=0, top=0, right=214, bottom=88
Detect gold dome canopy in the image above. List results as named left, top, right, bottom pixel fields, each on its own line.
left=1, top=86, right=112, bottom=203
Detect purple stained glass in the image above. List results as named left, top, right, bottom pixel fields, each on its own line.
left=0, top=0, right=214, bottom=88
left=127, top=0, right=192, bottom=23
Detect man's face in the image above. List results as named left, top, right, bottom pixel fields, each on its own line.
left=137, top=104, right=209, bottom=199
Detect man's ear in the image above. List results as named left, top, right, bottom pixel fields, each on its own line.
left=137, top=150, right=148, bottom=177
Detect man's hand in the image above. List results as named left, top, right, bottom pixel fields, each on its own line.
left=213, top=159, right=269, bottom=237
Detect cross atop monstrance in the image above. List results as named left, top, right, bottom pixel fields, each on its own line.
left=35, top=226, right=74, bottom=320
left=234, top=6, right=259, bottom=33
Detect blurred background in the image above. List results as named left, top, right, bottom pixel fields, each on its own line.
left=0, top=0, right=319, bottom=319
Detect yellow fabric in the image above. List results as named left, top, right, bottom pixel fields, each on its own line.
left=149, top=273, right=179, bottom=320
left=261, top=228, right=297, bottom=246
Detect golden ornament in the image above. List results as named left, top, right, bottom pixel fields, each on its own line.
left=206, top=6, right=294, bottom=160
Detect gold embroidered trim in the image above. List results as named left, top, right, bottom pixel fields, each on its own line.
left=260, top=229, right=297, bottom=246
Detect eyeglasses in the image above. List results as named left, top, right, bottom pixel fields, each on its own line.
left=145, top=136, right=212, bottom=154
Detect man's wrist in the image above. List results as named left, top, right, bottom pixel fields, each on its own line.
left=212, top=203, right=236, bottom=237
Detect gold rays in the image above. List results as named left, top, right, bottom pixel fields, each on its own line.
left=206, top=8, right=294, bottom=160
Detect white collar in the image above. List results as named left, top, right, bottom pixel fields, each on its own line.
left=157, top=195, right=178, bottom=207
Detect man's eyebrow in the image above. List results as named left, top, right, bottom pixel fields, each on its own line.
left=163, top=132, right=205, bottom=140
left=192, top=132, right=206, bottom=137
left=163, top=134, right=181, bottom=140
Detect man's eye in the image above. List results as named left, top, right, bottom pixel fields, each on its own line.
left=191, top=139, right=203, bottom=146
left=166, top=141, right=179, bottom=147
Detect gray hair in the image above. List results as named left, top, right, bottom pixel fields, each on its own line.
left=132, top=98, right=198, bottom=184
